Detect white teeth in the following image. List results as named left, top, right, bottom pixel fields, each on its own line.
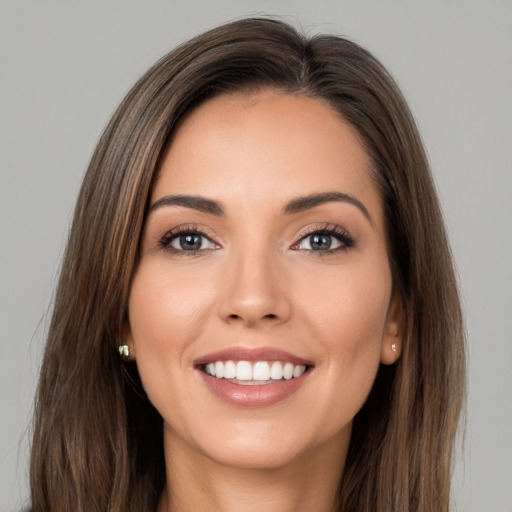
left=293, top=365, right=306, bottom=378
left=224, top=360, right=236, bottom=379
left=270, top=361, right=283, bottom=380
left=204, top=360, right=307, bottom=381
left=283, top=362, right=294, bottom=379
left=236, top=361, right=252, bottom=380
left=252, top=361, right=270, bottom=380
left=215, top=361, right=224, bottom=378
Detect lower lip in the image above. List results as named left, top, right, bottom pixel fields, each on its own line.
left=197, top=370, right=310, bottom=407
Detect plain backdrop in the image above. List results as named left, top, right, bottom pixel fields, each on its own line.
left=1, top=1, right=511, bottom=511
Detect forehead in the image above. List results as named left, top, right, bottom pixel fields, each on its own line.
left=153, top=91, right=381, bottom=219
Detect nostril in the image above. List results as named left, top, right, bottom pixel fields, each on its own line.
left=226, top=313, right=278, bottom=322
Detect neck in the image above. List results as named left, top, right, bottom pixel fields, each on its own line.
left=158, top=429, right=348, bottom=512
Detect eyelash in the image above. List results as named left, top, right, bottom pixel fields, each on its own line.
left=158, top=223, right=354, bottom=256
left=291, top=224, right=355, bottom=254
left=158, top=225, right=219, bottom=256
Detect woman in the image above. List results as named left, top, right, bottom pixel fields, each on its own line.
left=29, top=17, right=465, bottom=512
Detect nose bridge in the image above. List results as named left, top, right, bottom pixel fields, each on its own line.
left=219, top=236, right=290, bottom=326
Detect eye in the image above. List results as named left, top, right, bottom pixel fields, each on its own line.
left=292, top=225, right=354, bottom=253
left=171, top=233, right=216, bottom=251
left=159, top=227, right=219, bottom=254
left=298, top=233, right=340, bottom=251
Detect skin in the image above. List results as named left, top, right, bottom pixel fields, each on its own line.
left=125, top=90, right=402, bottom=512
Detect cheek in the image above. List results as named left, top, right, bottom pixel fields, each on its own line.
left=129, top=261, right=210, bottom=342
left=126, top=261, right=214, bottom=391
left=295, top=258, right=392, bottom=346
left=292, top=260, right=392, bottom=416
left=126, top=260, right=225, bottom=437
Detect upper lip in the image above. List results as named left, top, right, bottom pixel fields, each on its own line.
left=194, top=346, right=313, bottom=367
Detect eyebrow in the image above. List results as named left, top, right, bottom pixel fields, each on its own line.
left=150, top=195, right=225, bottom=216
left=283, top=191, right=372, bottom=223
left=150, top=191, right=372, bottom=223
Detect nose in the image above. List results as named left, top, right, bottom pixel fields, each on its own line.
left=218, top=247, right=292, bottom=328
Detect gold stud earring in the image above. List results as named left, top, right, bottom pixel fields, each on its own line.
left=118, top=344, right=131, bottom=361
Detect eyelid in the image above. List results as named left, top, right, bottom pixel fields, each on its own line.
left=154, top=222, right=353, bottom=255
left=291, top=223, right=355, bottom=252
left=158, top=224, right=221, bottom=253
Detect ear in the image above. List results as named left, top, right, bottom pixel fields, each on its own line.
left=380, top=290, right=404, bottom=365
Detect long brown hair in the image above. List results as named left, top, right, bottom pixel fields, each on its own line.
left=29, top=17, right=465, bottom=512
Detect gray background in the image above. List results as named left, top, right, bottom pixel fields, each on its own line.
left=1, top=1, right=511, bottom=511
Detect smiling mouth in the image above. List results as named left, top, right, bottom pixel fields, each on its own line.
left=200, top=360, right=311, bottom=385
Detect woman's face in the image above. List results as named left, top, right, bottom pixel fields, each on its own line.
left=126, top=90, right=402, bottom=471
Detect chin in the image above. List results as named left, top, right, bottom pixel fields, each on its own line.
left=188, top=419, right=351, bottom=472
left=204, top=440, right=308, bottom=470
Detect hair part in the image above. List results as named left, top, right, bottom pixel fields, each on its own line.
left=30, top=17, right=465, bottom=512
